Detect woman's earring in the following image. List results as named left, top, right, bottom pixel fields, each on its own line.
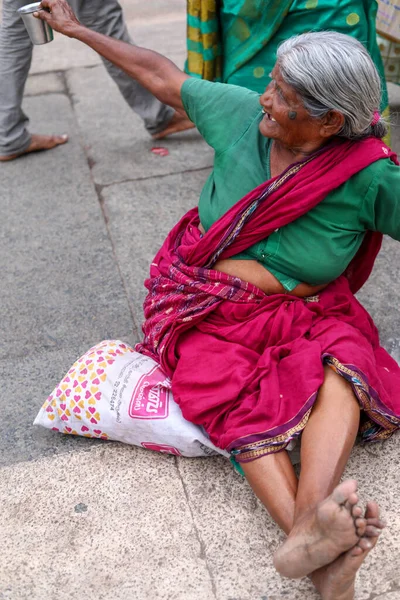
left=288, top=111, right=297, bottom=120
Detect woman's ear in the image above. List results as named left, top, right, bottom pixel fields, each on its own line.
left=320, top=110, right=345, bottom=137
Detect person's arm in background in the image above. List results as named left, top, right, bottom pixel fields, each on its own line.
left=36, top=0, right=188, bottom=110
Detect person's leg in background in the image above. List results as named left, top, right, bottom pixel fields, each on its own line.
left=72, top=0, right=193, bottom=138
left=0, top=0, right=67, bottom=161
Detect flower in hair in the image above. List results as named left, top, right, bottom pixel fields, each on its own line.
left=371, top=111, right=380, bottom=126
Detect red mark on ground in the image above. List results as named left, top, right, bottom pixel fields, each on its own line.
left=151, top=147, right=169, bottom=157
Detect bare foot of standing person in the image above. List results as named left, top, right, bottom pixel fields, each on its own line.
left=0, top=133, right=69, bottom=162
left=311, top=501, right=385, bottom=600
left=273, top=480, right=367, bottom=579
left=152, top=110, right=195, bottom=140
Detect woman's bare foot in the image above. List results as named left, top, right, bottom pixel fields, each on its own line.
left=273, top=480, right=366, bottom=579
left=152, top=111, right=194, bottom=140
left=0, top=133, right=68, bottom=162
left=311, top=501, right=384, bottom=600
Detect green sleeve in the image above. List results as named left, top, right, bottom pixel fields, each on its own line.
left=181, top=78, right=262, bottom=155
left=360, top=159, right=400, bottom=240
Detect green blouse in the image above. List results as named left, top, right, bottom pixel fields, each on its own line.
left=181, top=78, right=400, bottom=291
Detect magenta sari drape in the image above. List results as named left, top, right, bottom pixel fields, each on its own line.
left=136, top=138, right=400, bottom=462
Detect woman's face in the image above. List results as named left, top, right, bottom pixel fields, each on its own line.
left=259, top=65, right=328, bottom=152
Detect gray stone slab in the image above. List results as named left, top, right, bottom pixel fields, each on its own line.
left=176, top=456, right=319, bottom=600
left=338, top=438, right=400, bottom=599
left=24, top=71, right=66, bottom=96
left=388, top=83, right=400, bottom=108
left=0, top=444, right=215, bottom=600
left=30, top=35, right=102, bottom=74
left=1, top=93, right=135, bottom=361
left=66, top=65, right=213, bottom=187
left=0, top=348, right=105, bottom=467
left=175, top=436, right=400, bottom=600
left=357, top=237, right=400, bottom=362
left=100, top=170, right=210, bottom=335
left=389, top=102, right=400, bottom=154
left=128, top=17, right=187, bottom=68
left=118, top=0, right=185, bottom=22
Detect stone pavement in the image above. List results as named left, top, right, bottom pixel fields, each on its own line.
left=1, top=1, right=400, bottom=598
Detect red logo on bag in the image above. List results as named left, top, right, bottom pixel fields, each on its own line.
left=129, top=365, right=169, bottom=419
left=141, top=442, right=182, bottom=456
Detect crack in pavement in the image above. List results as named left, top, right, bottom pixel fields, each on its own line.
left=174, top=456, right=218, bottom=600
left=95, top=164, right=213, bottom=189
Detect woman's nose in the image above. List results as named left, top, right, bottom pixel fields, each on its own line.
left=260, top=90, right=272, bottom=108
left=261, top=83, right=273, bottom=102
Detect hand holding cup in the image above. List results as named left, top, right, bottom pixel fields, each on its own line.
left=34, top=0, right=81, bottom=37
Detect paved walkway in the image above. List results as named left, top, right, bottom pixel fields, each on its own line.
left=1, top=2, right=400, bottom=598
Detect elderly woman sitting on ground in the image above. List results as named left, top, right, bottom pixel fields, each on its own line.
left=37, top=2, right=400, bottom=598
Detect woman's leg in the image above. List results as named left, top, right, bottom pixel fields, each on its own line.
left=243, top=365, right=373, bottom=582
left=273, top=366, right=367, bottom=578
left=244, top=454, right=384, bottom=600
left=241, top=450, right=298, bottom=534
left=294, top=365, right=361, bottom=520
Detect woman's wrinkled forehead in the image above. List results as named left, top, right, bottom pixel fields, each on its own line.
left=269, top=65, right=303, bottom=109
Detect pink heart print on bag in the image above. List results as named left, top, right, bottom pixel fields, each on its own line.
left=35, top=340, right=227, bottom=458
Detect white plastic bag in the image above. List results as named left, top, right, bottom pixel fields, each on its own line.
left=34, top=340, right=228, bottom=458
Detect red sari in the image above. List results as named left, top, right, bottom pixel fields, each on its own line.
left=136, top=138, right=400, bottom=462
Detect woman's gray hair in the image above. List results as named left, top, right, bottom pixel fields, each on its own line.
left=276, top=32, right=387, bottom=140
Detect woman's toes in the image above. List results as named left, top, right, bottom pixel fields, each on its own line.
left=364, top=517, right=385, bottom=528
left=364, top=525, right=383, bottom=537
left=332, top=479, right=358, bottom=505
left=365, top=501, right=379, bottom=520
left=349, top=544, right=364, bottom=557
left=344, top=493, right=359, bottom=514
left=358, top=537, right=373, bottom=551
left=351, top=505, right=363, bottom=518
left=354, top=517, right=367, bottom=536
left=348, top=491, right=359, bottom=506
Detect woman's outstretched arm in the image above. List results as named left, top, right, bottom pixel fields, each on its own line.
left=36, top=0, right=189, bottom=110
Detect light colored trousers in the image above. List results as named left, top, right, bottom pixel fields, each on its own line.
left=0, top=0, right=174, bottom=156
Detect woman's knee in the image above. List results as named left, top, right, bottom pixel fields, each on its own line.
left=323, top=364, right=348, bottom=387
left=321, top=364, right=360, bottom=412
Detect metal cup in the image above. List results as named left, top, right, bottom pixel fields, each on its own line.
left=17, top=2, right=53, bottom=45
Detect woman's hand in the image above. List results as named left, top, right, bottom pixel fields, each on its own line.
left=213, top=258, right=328, bottom=297
left=34, top=0, right=81, bottom=38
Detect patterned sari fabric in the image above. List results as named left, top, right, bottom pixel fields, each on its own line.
left=137, top=138, right=400, bottom=463
left=186, top=0, right=391, bottom=137
left=186, top=0, right=222, bottom=81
